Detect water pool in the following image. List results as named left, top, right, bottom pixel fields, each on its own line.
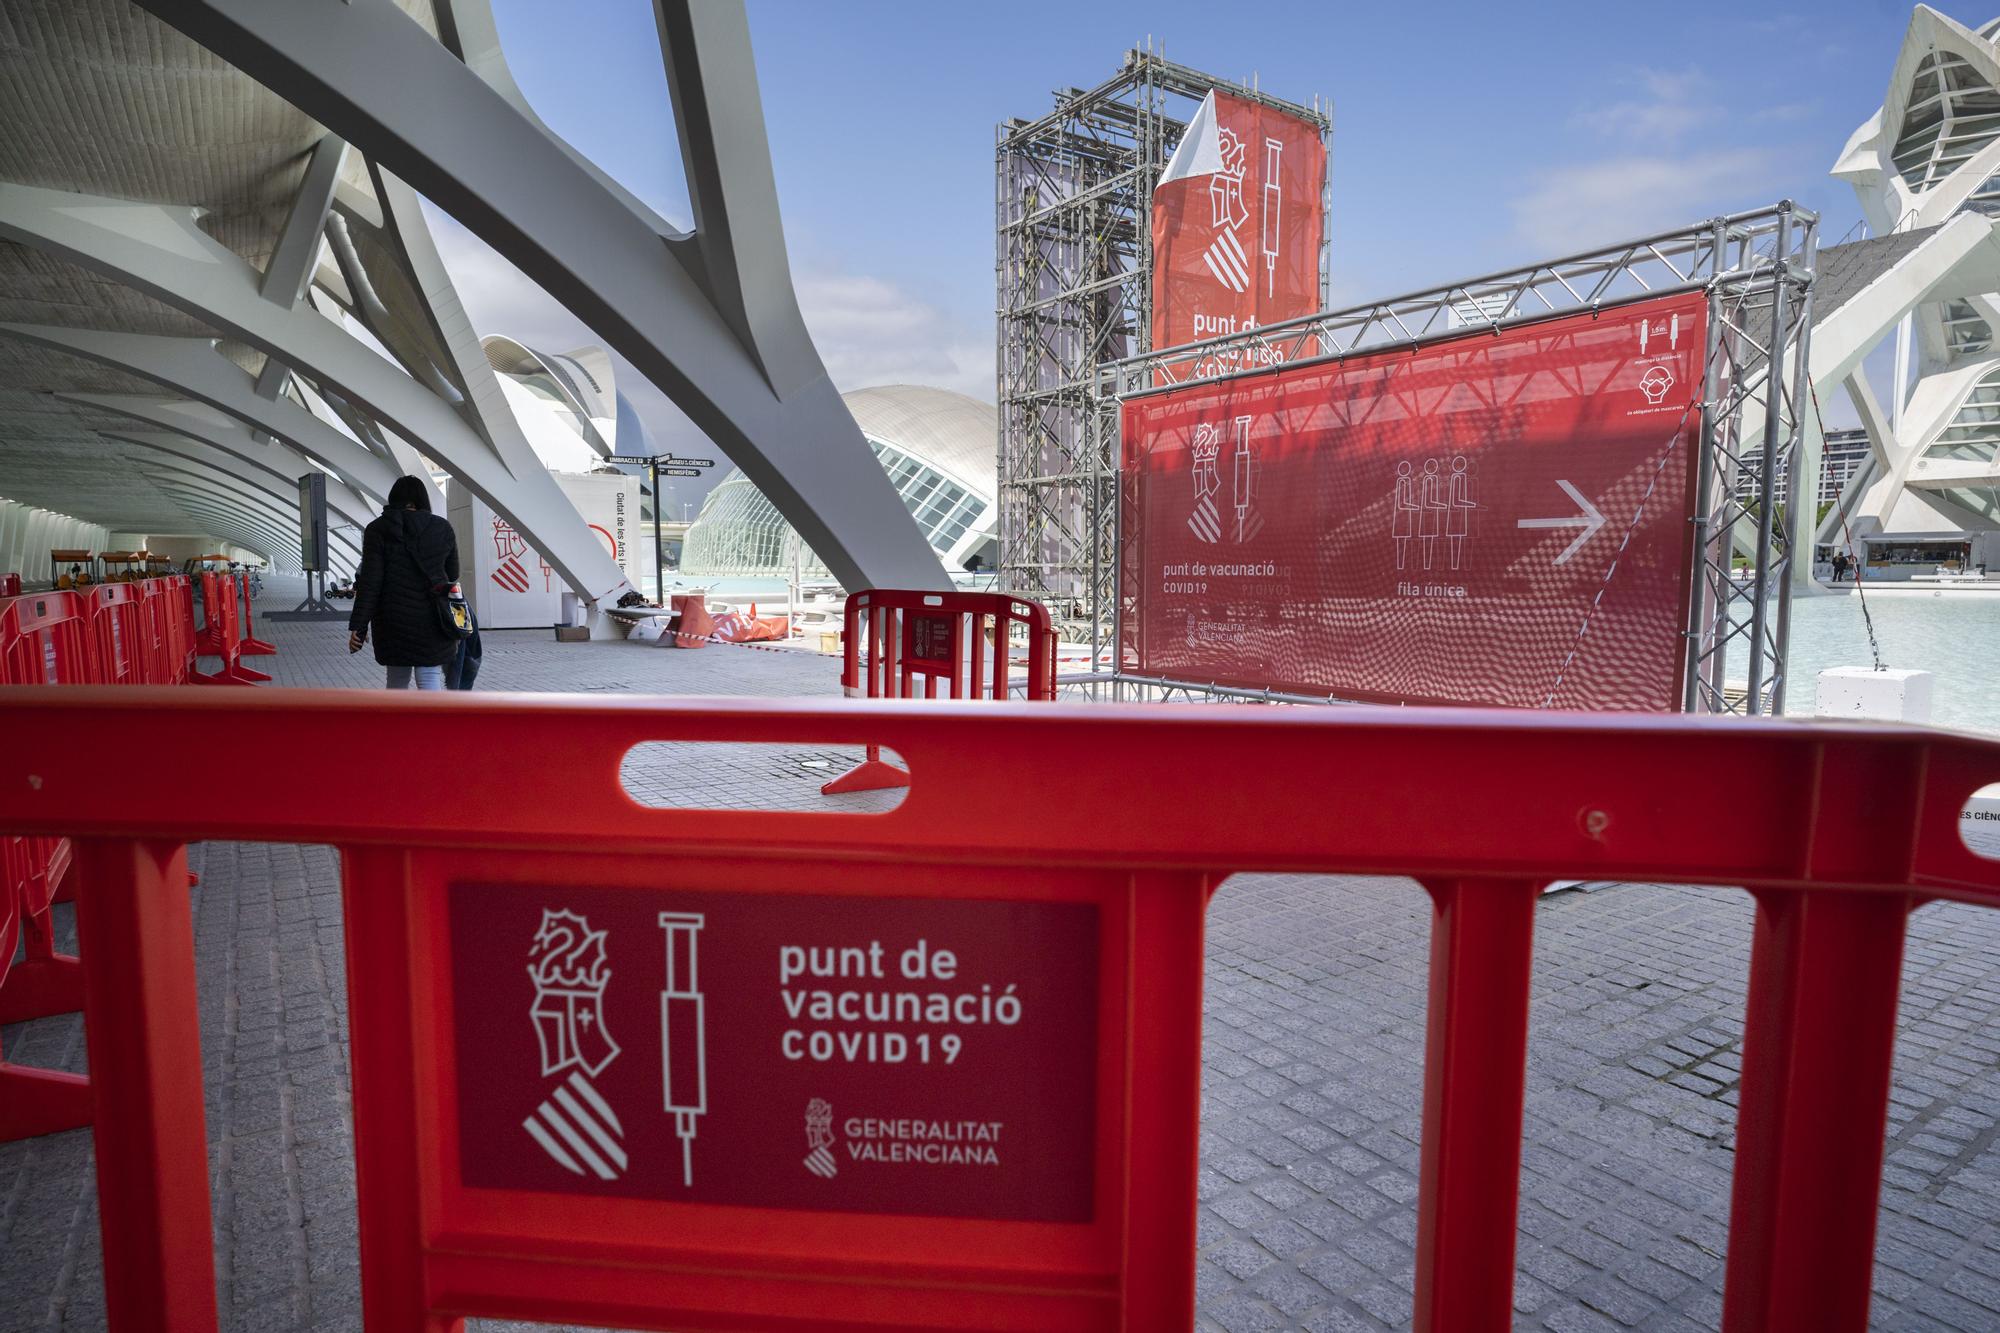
left=1783, top=590, right=2000, bottom=735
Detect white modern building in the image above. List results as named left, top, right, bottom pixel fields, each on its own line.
left=481, top=336, right=665, bottom=471
left=1818, top=5, right=2000, bottom=578
left=680, top=385, right=998, bottom=584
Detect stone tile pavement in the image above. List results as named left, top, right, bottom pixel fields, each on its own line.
left=4, top=586, right=2000, bottom=1330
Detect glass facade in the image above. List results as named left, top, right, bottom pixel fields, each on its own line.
left=1943, top=299, right=1995, bottom=357
left=1892, top=52, right=2000, bottom=210
left=1926, top=366, right=2000, bottom=466
left=678, top=433, right=992, bottom=579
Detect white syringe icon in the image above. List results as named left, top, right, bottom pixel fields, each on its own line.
left=1231, top=415, right=1255, bottom=540
left=1261, top=138, right=1283, bottom=298
left=658, top=912, right=707, bottom=1187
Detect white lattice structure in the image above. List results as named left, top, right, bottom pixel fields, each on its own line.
left=1822, top=5, right=2000, bottom=577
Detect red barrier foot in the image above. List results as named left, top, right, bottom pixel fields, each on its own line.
left=0, top=953, right=86, bottom=1023
left=240, top=636, right=278, bottom=655
left=189, top=663, right=269, bottom=685
left=820, top=757, right=911, bottom=795
left=0, top=1062, right=91, bottom=1142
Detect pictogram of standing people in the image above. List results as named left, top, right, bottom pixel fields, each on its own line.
left=1395, top=456, right=1476, bottom=571
left=1393, top=460, right=1419, bottom=569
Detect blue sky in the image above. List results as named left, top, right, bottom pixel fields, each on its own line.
left=437, top=0, right=1961, bottom=474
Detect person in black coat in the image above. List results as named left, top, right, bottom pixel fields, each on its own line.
left=347, top=475, right=461, bottom=689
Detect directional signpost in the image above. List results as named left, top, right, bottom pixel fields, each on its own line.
left=635, top=454, right=718, bottom=597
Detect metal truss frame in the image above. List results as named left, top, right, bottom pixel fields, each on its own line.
left=996, top=48, right=1331, bottom=646
left=1100, top=201, right=1819, bottom=716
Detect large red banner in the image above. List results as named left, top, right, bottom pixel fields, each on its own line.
left=1151, top=91, right=1325, bottom=358
left=1119, top=291, right=1706, bottom=710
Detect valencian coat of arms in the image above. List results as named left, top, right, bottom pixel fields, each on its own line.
left=528, top=908, right=620, bottom=1079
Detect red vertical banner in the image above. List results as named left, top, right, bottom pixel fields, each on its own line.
left=1119, top=291, right=1707, bottom=711
left=1151, top=91, right=1325, bottom=358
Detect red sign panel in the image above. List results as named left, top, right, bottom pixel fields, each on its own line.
left=1120, top=291, right=1706, bottom=710
left=1151, top=90, right=1325, bottom=359
left=902, top=611, right=954, bottom=673
left=449, top=883, right=1099, bottom=1221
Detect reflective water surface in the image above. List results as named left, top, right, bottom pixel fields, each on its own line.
left=1783, top=590, right=2000, bottom=735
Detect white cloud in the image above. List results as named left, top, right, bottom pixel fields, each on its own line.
left=427, top=205, right=992, bottom=440
left=1509, top=149, right=1780, bottom=255
left=1752, top=100, right=1820, bottom=124
left=1585, top=68, right=1716, bottom=142
left=795, top=271, right=993, bottom=402
left=424, top=208, right=598, bottom=357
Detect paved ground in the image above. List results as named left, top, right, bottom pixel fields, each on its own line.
left=4, top=586, right=2000, bottom=1331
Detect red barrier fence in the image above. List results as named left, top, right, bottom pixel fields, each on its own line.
left=0, top=588, right=92, bottom=1141
left=173, top=578, right=198, bottom=682
left=824, top=588, right=1055, bottom=794
left=3, top=690, right=1997, bottom=1331
left=0, top=576, right=202, bottom=1144
left=0, top=586, right=91, bottom=686
left=232, top=570, right=276, bottom=656
left=192, top=571, right=269, bottom=686
left=136, top=577, right=193, bottom=686
left=83, top=581, right=147, bottom=687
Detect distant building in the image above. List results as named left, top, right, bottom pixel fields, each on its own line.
left=680, top=385, right=997, bottom=581
left=481, top=336, right=656, bottom=470
left=1735, top=428, right=1872, bottom=507
left=1825, top=8, right=2000, bottom=576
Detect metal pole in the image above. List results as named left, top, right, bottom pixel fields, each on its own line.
left=1743, top=205, right=1794, bottom=716
left=1683, top=240, right=1728, bottom=713
left=790, top=532, right=801, bottom=640
left=1771, top=216, right=1818, bottom=713
left=651, top=456, right=664, bottom=601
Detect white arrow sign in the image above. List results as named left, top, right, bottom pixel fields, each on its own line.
left=1517, top=479, right=1605, bottom=566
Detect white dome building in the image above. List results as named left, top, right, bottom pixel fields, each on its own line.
left=680, top=385, right=998, bottom=581
left=481, top=335, right=658, bottom=471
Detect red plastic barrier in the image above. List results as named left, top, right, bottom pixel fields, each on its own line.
left=0, top=589, right=91, bottom=686
left=132, top=578, right=172, bottom=685
left=1, top=692, right=1998, bottom=1331
left=0, top=589, right=90, bottom=1133
left=82, top=581, right=147, bottom=686
left=191, top=571, right=268, bottom=686
left=123, top=575, right=196, bottom=685
left=172, top=577, right=198, bottom=683
left=823, top=588, right=1056, bottom=794
left=0, top=839, right=88, bottom=1143
left=232, top=570, right=276, bottom=656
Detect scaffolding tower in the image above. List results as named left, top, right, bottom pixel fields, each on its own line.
left=996, top=49, right=1330, bottom=643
